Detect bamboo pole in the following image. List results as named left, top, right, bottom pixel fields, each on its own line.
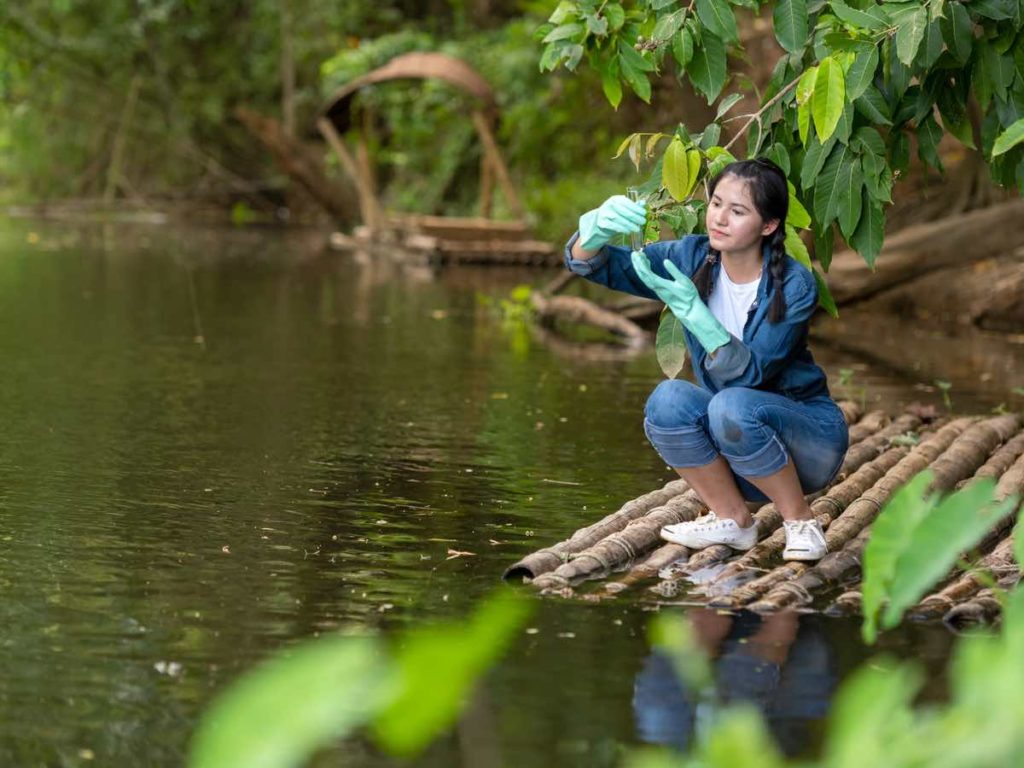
left=838, top=400, right=863, bottom=425
left=531, top=490, right=707, bottom=590
left=848, top=410, right=891, bottom=444
left=942, top=577, right=1015, bottom=630
left=503, top=479, right=688, bottom=580
left=604, top=543, right=690, bottom=594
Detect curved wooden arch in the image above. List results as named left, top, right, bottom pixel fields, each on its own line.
left=317, top=52, right=498, bottom=134
left=314, top=52, right=522, bottom=229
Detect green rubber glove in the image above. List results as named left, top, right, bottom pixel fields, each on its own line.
left=578, top=195, right=646, bottom=250
left=631, top=250, right=731, bottom=353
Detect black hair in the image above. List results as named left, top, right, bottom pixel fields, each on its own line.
left=692, top=157, right=790, bottom=323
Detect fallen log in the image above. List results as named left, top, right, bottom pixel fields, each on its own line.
left=530, top=293, right=650, bottom=348
left=235, top=107, right=357, bottom=224
left=826, top=198, right=1024, bottom=307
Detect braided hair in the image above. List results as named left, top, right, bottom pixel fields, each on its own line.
left=691, top=158, right=790, bottom=323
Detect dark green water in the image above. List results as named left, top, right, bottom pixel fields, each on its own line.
left=0, top=220, right=998, bottom=767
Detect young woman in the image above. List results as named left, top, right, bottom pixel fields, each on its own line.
left=565, top=158, right=848, bottom=561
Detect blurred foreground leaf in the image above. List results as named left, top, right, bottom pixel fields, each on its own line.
left=372, top=588, right=532, bottom=756
left=189, top=634, right=396, bottom=768
left=861, top=471, right=1017, bottom=643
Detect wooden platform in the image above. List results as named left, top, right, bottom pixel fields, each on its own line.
left=504, top=402, right=1024, bottom=629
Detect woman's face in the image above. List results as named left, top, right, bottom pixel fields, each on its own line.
left=705, top=175, right=779, bottom=254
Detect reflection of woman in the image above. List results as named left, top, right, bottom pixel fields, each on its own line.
left=633, top=609, right=836, bottom=756
left=566, top=159, right=848, bottom=561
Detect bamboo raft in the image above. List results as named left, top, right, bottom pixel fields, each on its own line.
left=503, top=402, right=1024, bottom=629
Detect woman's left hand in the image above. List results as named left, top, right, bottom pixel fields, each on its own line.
left=630, top=250, right=699, bottom=315
left=630, top=250, right=730, bottom=352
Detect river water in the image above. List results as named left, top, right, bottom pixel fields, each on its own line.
left=0, top=220, right=1009, bottom=766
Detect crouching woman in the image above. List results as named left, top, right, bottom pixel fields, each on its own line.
left=565, top=158, right=848, bottom=561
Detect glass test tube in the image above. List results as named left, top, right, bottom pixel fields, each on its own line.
left=625, top=186, right=644, bottom=252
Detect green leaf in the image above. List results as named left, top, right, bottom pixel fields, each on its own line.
left=584, top=13, right=609, bottom=36
left=619, top=48, right=652, bottom=103
left=852, top=126, right=886, bottom=158
left=854, top=84, right=893, bottom=125
left=894, top=7, right=927, bottom=66
left=837, top=157, right=863, bottom=239
left=882, top=483, right=1017, bottom=631
left=689, top=31, right=728, bottom=103
left=785, top=224, right=811, bottom=268
left=826, top=664, right=922, bottom=764
left=796, top=65, right=818, bottom=145
left=814, top=223, right=835, bottom=272
left=653, top=8, right=686, bottom=43
left=890, top=130, right=910, bottom=173
left=800, top=133, right=835, bottom=190
left=602, top=67, right=623, bottom=108
left=813, top=142, right=851, bottom=228
left=861, top=471, right=934, bottom=643
left=812, top=57, right=846, bottom=142
left=673, top=28, right=695, bottom=68
left=190, top=635, right=397, bottom=768
left=373, top=590, right=532, bottom=755
left=706, top=145, right=737, bottom=177
left=937, top=86, right=976, bottom=149
left=917, top=112, right=944, bottom=171
left=618, top=39, right=655, bottom=72
left=788, top=181, right=812, bottom=229
left=941, top=2, right=973, bottom=64
left=845, top=46, right=879, bottom=101
left=662, top=137, right=692, bottom=201
left=971, top=0, right=1017, bottom=20
left=861, top=151, right=893, bottom=203
left=686, top=148, right=702, bottom=197
left=915, top=20, right=944, bottom=70
left=715, top=92, right=744, bottom=120
left=542, top=23, right=583, bottom=43
left=773, top=0, right=808, bottom=54
left=813, top=267, right=839, bottom=318
left=830, top=0, right=889, bottom=30
left=993, top=117, right=1024, bottom=156
left=696, top=0, right=739, bottom=43
left=605, top=3, right=625, bottom=30
left=548, top=1, right=574, bottom=24
left=656, top=308, right=688, bottom=379
left=850, top=191, right=884, bottom=267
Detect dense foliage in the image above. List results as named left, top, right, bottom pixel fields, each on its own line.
left=538, top=0, right=1024, bottom=289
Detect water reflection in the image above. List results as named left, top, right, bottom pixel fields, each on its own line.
left=634, top=609, right=835, bottom=757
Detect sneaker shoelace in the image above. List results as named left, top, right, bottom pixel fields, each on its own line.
left=786, top=520, right=823, bottom=548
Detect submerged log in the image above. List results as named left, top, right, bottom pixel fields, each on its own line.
left=530, top=293, right=649, bottom=347
left=503, top=479, right=687, bottom=581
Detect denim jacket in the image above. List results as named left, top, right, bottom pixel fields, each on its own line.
left=564, top=232, right=831, bottom=401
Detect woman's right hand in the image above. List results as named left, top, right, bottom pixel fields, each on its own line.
left=577, top=195, right=646, bottom=250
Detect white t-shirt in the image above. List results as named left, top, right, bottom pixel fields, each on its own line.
left=707, top=264, right=761, bottom=340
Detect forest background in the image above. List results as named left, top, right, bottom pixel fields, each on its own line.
left=0, top=0, right=665, bottom=241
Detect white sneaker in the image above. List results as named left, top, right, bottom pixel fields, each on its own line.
left=782, top=519, right=828, bottom=561
left=660, top=511, right=758, bottom=551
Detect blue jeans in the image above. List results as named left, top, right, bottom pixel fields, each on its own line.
left=643, top=381, right=849, bottom=502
